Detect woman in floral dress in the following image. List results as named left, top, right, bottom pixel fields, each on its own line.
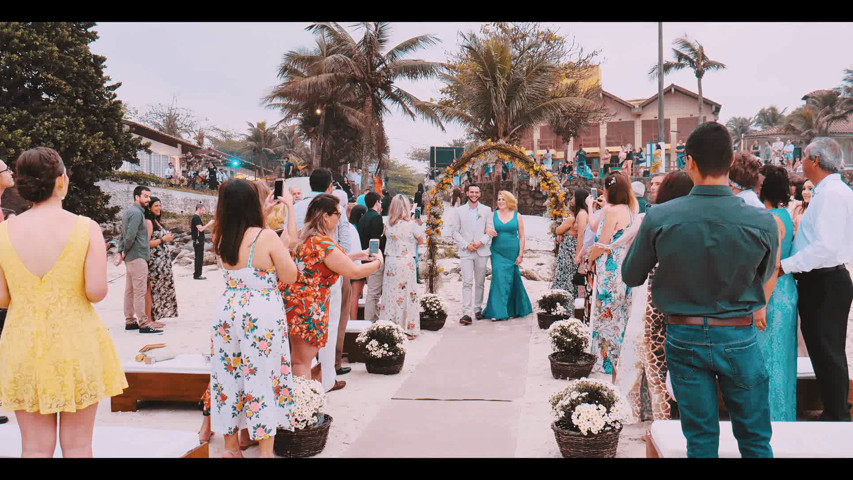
left=282, top=194, right=384, bottom=380
left=380, top=195, right=425, bottom=338
left=144, top=197, right=178, bottom=323
left=588, top=174, right=637, bottom=380
left=551, top=189, right=589, bottom=297
left=209, top=179, right=298, bottom=458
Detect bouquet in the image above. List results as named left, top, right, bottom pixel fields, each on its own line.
left=420, top=294, right=448, bottom=318
left=548, top=319, right=591, bottom=362
left=537, top=289, right=573, bottom=317
left=356, top=320, right=407, bottom=359
left=290, top=376, right=327, bottom=430
left=549, top=378, right=630, bottom=436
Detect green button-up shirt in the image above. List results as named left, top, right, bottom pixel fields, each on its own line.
left=118, top=204, right=150, bottom=262
left=622, top=185, right=779, bottom=318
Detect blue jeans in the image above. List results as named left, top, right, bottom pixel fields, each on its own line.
left=666, top=321, right=773, bottom=458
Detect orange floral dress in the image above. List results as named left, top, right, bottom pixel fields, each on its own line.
left=280, top=235, right=342, bottom=348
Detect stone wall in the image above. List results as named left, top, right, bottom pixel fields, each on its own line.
left=96, top=180, right=218, bottom=215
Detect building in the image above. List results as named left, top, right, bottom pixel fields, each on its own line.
left=520, top=82, right=721, bottom=172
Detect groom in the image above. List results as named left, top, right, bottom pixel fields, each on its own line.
left=452, top=184, right=494, bottom=326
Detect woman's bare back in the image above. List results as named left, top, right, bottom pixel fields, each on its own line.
left=7, top=208, right=81, bottom=278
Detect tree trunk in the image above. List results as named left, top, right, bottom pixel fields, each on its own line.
left=361, top=99, right=373, bottom=192
left=314, top=110, right=326, bottom=170
left=698, top=76, right=704, bottom=124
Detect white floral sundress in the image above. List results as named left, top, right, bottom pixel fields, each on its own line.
left=380, top=220, right=425, bottom=336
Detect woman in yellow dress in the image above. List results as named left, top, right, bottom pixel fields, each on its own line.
left=0, top=147, right=127, bottom=457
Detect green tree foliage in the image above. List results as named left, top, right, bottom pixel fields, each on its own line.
left=384, top=158, right=421, bottom=197
left=752, top=105, right=787, bottom=130
left=726, top=116, right=754, bottom=148
left=137, top=95, right=203, bottom=139
left=0, top=22, right=145, bottom=223
left=782, top=90, right=849, bottom=143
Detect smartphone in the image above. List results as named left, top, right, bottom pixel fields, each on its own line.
left=369, top=238, right=380, bottom=256
left=414, top=207, right=421, bottom=219
left=591, top=187, right=598, bottom=198
left=274, top=178, right=285, bottom=199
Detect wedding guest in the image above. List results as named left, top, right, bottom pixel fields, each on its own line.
left=588, top=174, right=638, bottom=379
left=207, top=162, right=219, bottom=190
left=191, top=203, right=213, bottom=281
left=729, top=153, right=764, bottom=208
left=792, top=179, right=813, bottom=235
left=0, top=147, right=127, bottom=457
left=381, top=189, right=392, bottom=216
left=623, top=122, right=779, bottom=458
left=0, top=158, right=12, bottom=426
left=552, top=189, right=588, bottom=297
left=335, top=200, right=362, bottom=375
left=283, top=195, right=383, bottom=381
left=779, top=137, right=853, bottom=421
left=348, top=204, right=368, bottom=321
left=115, top=185, right=164, bottom=333
left=761, top=140, right=772, bottom=164
left=210, top=179, right=297, bottom=458
left=452, top=184, right=494, bottom=325
left=358, top=192, right=386, bottom=322
left=414, top=183, right=425, bottom=213
left=632, top=182, right=649, bottom=213
left=483, top=191, right=532, bottom=321
left=651, top=144, right=663, bottom=173
left=144, top=197, right=178, bottom=324
left=750, top=140, right=761, bottom=161
left=601, top=148, right=612, bottom=173
left=290, top=186, right=303, bottom=202
left=648, top=174, right=665, bottom=205
left=758, top=165, right=798, bottom=421
left=380, top=195, right=426, bottom=337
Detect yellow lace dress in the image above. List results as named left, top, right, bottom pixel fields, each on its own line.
left=0, top=216, right=127, bottom=413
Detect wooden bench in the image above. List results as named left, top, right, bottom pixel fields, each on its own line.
left=342, top=320, right=372, bottom=364
left=646, top=420, right=853, bottom=458
left=0, top=426, right=207, bottom=458
left=111, top=354, right=210, bottom=413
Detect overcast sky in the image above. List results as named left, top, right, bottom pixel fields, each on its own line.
left=91, top=22, right=853, bottom=173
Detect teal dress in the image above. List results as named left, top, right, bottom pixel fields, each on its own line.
left=483, top=211, right=533, bottom=320
left=758, top=208, right=798, bottom=421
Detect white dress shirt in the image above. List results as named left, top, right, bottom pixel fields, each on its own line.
left=781, top=173, right=853, bottom=274
left=736, top=189, right=765, bottom=209
left=293, top=189, right=351, bottom=248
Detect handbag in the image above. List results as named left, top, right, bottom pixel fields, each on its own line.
left=571, top=272, right=586, bottom=286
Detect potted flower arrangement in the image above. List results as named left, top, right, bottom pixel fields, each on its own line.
left=356, top=320, right=407, bottom=375
left=549, top=378, right=629, bottom=458
left=536, top=289, right=573, bottom=329
left=420, top=294, right=448, bottom=331
left=274, top=376, right=332, bottom=458
left=548, top=319, right=596, bottom=379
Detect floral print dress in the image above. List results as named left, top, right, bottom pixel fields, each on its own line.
left=211, top=231, right=295, bottom=440
left=281, top=235, right=342, bottom=348
left=380, top=220, right=425, bottom=336
left=589, top=222, right=633, bottom=375
left=147, top=225, right=178, bottom=322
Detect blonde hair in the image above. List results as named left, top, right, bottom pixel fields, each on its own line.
left=299, top=194, right=340, bottom=243
left=498, top=190, right=517, bottom=211
left=388, top=194, right=411, bottom=226
left=254, top=180, right=286, bottom=230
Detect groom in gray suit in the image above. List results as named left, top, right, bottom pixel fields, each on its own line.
left=452, top=184, right=494, bottom=325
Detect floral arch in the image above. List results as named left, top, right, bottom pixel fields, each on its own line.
left=424, top=140, right=569, bottom=294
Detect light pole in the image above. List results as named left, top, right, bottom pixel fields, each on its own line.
left=658, top=22, right=665, bottom=156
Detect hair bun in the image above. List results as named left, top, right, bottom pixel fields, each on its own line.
left=14, top=147, right=65, bottom=204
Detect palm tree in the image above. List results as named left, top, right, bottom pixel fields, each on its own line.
left=244, top=121, right=282, bottom=170
left=752, top=105, right=787, bottom=130
left=782, top=91, right=849, bottom=144
left=648, top=36, right=726, bottom=123
left=726, top=116, right=753, bottom=150
left=303, top=22, right=445, bottom=190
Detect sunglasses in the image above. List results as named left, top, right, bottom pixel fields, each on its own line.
left=0, top=167, right=11, bottom=175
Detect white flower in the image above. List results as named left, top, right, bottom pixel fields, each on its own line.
left=290, top=376, right=326, bottom=430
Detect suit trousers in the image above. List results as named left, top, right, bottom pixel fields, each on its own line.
left=318, top=278, right=342, bottom=391
left=364, top=263, right=385, bottom=321
left=124, top=258, right=150, bottom=327
left=461, top=255, right=489, bottom=318
left=795, top=267, right=853, bottom=421
left=193, top=239, right=205, bottom=278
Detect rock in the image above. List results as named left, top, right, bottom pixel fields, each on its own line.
left=203, top=252, right=217, bottom=265
left=520, top=268, right=545, bottom=281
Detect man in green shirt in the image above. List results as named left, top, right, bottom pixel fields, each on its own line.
left=622, top=122, right=780, bottom=458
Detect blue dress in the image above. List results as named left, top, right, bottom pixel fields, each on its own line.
left=758, top=208, right=798, bottom=421
left=483, top=211, right=533, bottom=320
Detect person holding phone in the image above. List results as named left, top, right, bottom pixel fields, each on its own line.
left=358, top=192, right=386, bottom=321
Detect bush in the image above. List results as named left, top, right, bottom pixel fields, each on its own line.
left=548, top=319, right=590, bottom=361
left=356, top=320, right=407, bottom=359
left=549, top=378, right=629, bottom=435
left=107, top=170, right=168, bottom=187
left=537, top=289, right=573, bottom=316
left=420, top=294, right=447, bottom=317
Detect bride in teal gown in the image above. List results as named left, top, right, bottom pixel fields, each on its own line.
left=483, top=191, right=533, bottom=321
left=759, top=166, right=798, bottom=421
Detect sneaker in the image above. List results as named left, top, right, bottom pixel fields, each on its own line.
left=475, top=311, right=484, bottom=320
left=139, top=326, right=164, bottom=335
left=125, top=323, right=140, bottom=331
left=194, top=276, right=207, bottom=280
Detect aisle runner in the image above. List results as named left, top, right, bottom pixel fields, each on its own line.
left=344, top=318, right=532, bottom=457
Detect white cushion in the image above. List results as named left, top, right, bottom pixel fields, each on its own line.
left=797, top=356, right=816, bottom=379
left=123, top=354, right=210, bottom=374
left=0, top=426, right=202, bottom=458
left=573, top=298, right=584, bottom=310
left=346, top=320, right=372, bottom=334
left=651, top=420, right=853, bottom=458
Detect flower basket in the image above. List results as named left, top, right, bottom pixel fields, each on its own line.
left=274, top=415, right=333, bottom=458
left=364, top=352, right=405, bottom=375
left=537, top=312, right=569, bottom=330
left=549, top=352, right=596, bottom=380
left=551, top=421, right=622, bottom=458
left=420, top=312, right=447, bottom=331
left=537, top=290, right=573, bottom=329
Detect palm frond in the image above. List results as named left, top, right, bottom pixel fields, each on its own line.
left=385, top=34, right=439, bottom=64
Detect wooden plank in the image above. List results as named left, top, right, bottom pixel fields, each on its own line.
left=111, top=372, right=210, bottom=412
left=182, top=442, right=209, bottom=459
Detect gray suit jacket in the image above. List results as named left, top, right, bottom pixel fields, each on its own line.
left=452, top=203, right=493, bottom=258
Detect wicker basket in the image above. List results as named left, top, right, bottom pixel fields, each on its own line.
left=274, top=415, right=333, bottom=458
left=551, top=422, right=622, bottom=458
left=364, top=353, right=405, bottom=375
left=549, top=352, right=596, bottom=380
left=537, top=312, right=570, bottom=330
left=420, top=313, right=447, bottom=331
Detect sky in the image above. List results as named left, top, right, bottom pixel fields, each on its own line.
left=91, top=22, right=853, bottom=174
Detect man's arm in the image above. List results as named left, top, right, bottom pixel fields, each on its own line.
left=123, top=209, right=141, bottom=254
left=780, top=197, right=843, bottom=274
left=336, top=203, right=351, bottom=247
left=479, top=207, right=493, bottom=247
left=621, top=215, right=658, bottom=287
left=451, top=207, right=468, bottom=251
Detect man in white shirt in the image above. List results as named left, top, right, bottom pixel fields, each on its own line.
left=451, top=184, right=494, bottom=325
left=779, top=137, right=853, bottom=421
left=771, top=137, right=785, bottom=165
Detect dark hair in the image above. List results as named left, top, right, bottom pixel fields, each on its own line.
left=604, top=173, right=630, bottom=206
left=196, top=202, right=205, bottom=211
left=570, top=189, right=589, bottom=216
left=791, top=175, right=806, bottom=201
left=133, top=185, right=151, bottom=200
left=466, top=183, right=480, bottom=192
left=14, top=147, right=66, bottom=203
left=145, top=196, right=163, bottom=227
left=365, top=191, right=381, bottom=209
left=730, top=153, right=761, bottom=190
left=656, top=171, right=694, bottom=204
left=349, top=204, right=367, bottom=225
left=685, top=122, right=733, bottom=177
left=759, top=165, right=790, bottom=208
left=309, top=168, right=333, bottom=192
left=417, top=183, right=424, bottom=193
left=213, top=179, right=264, bottom=266
left=300, top=193, right=341, bottom=243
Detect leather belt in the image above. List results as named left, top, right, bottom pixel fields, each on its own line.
left=668, top=315, right=753, bottom=327
left=809, top=265, right=845, bottom=274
